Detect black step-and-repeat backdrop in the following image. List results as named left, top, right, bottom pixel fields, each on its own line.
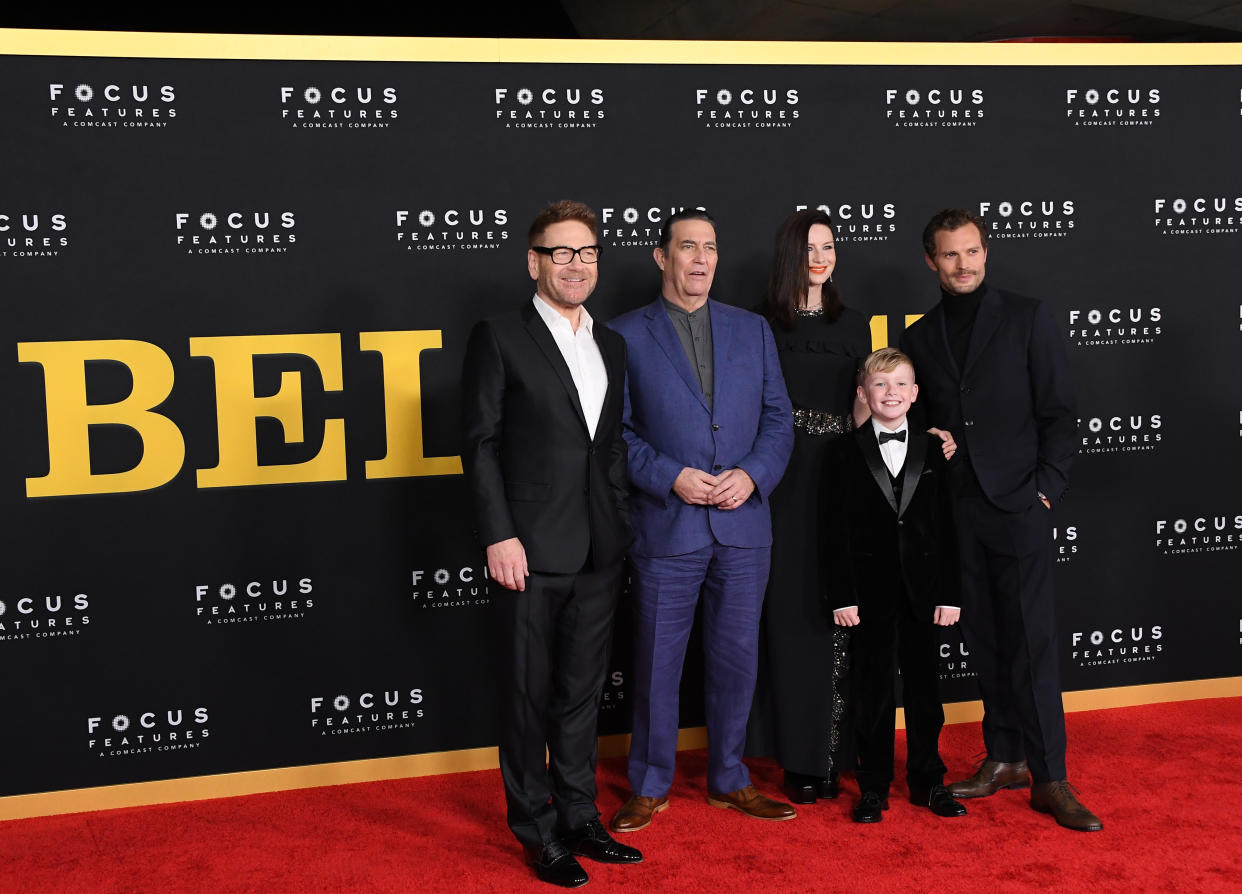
left=2, top=33, right=1240, bottom=809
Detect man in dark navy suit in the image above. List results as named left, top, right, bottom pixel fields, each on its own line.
left=900, top=208, right=1101, bottom=832
left=462, top=200, right=642, bottom=886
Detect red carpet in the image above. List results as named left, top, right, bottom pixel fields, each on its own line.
left=2, top=697, right=1240, bottom=893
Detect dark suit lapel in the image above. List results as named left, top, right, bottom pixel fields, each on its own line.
left=594, top=324, right=624, bottom=444
left=963, top=289, right=1003, bottom=378
left=522, top=301, right=589, bottom=434
left=644, top=299, right=710, bottom=412
left=897, top=429, right=927, bottom=519
left=929, top=303, right=961, bottom=380
left=856, top=425, right=898, bottom=514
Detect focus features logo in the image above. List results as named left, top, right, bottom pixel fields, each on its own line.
left=195, top=577, right=313, bottom=626
left=794, top=202, right=897, bottom=244
left=1071, top=626, right=1163, bottom=667
left=411, top=566, right=491, bottom=609
left=1079, top=414, right=1162, bottom=455
left=599, top=205, right=705, bottom=248
left=1155, top=514, right=1242, bottom=555
left=1067, top=306, right=1161, bottom=347
left=174, top=210, right=297, bottom=256
left=1065, top=87, right=1160, bottom=127
left=0, top=212, right=68, bottom=259
left=494, top=87, right=605, bottom=129
left=49, top=82, right=176, bottom=128
left=87, top=706, right=209, bottom=757
left=394, top=208, right=509, bottom=253
left=938, top=638, right=974, bottom=680
left=1153, top=196, right=1242, bottom=237
left=0, top=593, right=89, bottom=642
left=885, top=88, right=983, bottom=128
left=310, top=688, right=425, bottom=736
left=977, top=200, right=1074, bottom=240
left=280, top=85, right=398, bottom=129
left=1052, top=525, right=1078, bottom=564
left=600, top=670, right=626, bottom=712
left=696, top=88, right=800, bottom=129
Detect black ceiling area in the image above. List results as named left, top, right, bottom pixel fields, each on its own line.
left=3, top=1, right=1242, bottom=41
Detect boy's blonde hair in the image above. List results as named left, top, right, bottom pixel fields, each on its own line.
left=861, top=346, right=916, bottom=381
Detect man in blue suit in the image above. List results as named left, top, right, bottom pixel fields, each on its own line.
left=608, top=209, right=796, bottom=833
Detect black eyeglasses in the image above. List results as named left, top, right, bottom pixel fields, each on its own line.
left=532, top=245, right=602, bottom=264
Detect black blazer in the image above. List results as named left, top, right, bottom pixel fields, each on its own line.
left=823, top=425, right=959, bottom=617
left=461, top=300, right=631, bottom=574
left=900, top=286, right=1077, bottom=513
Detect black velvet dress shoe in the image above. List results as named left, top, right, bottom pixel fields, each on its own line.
left=782, top=770, right=818, bottom=805
left=817, top=771, right=840, bottom=800
left=526, top=840, right=589, bottom=888
left=851, top=791, right=889, bottom=823
left=909, top=783, right=967, bottom=817
left=565, top=818, right=643, bottom=863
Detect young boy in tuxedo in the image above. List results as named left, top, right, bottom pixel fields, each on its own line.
left=824, top=347, right=967, bottom=823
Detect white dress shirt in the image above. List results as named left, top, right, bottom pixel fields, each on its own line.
left=532, top=294, right=608, bottom=439
left=872, top=417, right=909, bottom=477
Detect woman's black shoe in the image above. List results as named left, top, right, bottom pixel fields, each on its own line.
left=782, top=770, right=818, bottom=804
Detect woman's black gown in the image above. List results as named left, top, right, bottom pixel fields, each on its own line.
left=746, top=305, right=871, bottom=779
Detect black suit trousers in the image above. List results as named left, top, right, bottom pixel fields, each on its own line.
left=851, top=591, right=947, bottom=796
left=497, top=562, right=623, bottom=851
left=955, top=489, right=1067, bottom=783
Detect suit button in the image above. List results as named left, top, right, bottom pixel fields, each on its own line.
left=965, top=420, right=974, bottom=427
left=712, top=424, right=720, bottom=431
left=898, top=520, right=904, bottom=526
left=713, top=464, right=722, bottom=471
left=960, top=386, right=971, bottom=393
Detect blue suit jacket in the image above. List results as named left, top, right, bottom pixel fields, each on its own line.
left=610, top=298, right=793, bottom=558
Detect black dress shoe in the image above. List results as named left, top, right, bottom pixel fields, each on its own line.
left=526, top=840, right=589, bottom=888
left=909, top=783, right=967, bottom=817
left=851, top=791, right=889, bottom=823
left=817, top=771, right=840, bottom=800
left=782, top=770, right=818, bottom=805
left=564, top=818, right=643, bottom=864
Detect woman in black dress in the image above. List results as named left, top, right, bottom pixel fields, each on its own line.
left=747, top=209, right=871, bottom=803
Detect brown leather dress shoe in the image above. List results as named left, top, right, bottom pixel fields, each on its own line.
left=1030, top=780, right=1103, bottom=831
left=947, top=759, right=1030, bottom=799
left=609, top=795, right=669, bottom=833
left=706, top=785, right=797, bottom=820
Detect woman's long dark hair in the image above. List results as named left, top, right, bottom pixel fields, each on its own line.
left=762, top=208, right=844, bottom=330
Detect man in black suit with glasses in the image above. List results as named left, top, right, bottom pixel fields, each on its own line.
left=462, top=200, right=641, bottom=886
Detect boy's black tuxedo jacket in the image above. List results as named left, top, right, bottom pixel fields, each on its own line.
left=823, top=423, right=959, bottom=618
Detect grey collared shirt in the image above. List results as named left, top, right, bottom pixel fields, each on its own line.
left=662, top=296, right=713, bottom=409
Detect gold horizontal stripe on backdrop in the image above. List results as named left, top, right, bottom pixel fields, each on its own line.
left=1, top=29, right=1242, bottom=65
left=2, top=677, right=1238, bottom=821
